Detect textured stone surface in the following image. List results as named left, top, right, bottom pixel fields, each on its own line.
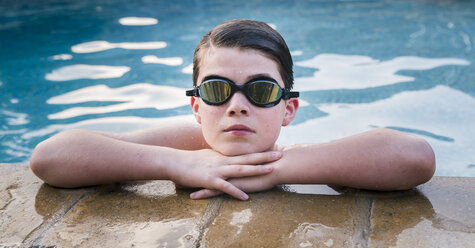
left=37, top=181, right=210, bottom=247
left=0, top=164, right=89, bottom=247
left=369, top=177, right=475, bottom=248
left=1, top=164, right=474, bottom=248
left=203, top=185, right=369, bottom=247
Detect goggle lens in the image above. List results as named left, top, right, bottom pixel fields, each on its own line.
left=248, top=81, right=282, bottom=105
left=200, top=80, right=232, bottom=104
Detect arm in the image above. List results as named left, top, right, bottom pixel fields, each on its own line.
left=191, top=128, right=436, bottom=199
left=274, top=128, right=435, bottom=190
left=30, top=122, right=281, bottom=200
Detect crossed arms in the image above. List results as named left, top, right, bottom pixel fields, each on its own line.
left=30, top=121, right=435, bottom=200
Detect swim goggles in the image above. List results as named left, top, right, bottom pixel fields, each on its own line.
left=186, top=77, right=299, bottom=108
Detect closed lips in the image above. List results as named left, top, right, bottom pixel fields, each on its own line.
left=224, top=125, right=254, bottom=132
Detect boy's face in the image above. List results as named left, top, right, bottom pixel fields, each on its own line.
left=191, top=47, right=298, bottom=155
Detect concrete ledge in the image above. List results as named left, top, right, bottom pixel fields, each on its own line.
left=1, top=164, right=474, bottom=247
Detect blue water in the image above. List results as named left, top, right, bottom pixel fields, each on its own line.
left=0, top=0, right=474, bottom=176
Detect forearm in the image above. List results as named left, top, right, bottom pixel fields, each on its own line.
left=30, top=129, right=178, bottom=187
left=275, top=129, right=436, bottom=190
left=99, top=121, right=208, bottom=150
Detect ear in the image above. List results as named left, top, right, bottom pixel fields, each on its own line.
left=282, top=98, right=299, bottom=126
left=190, top=96, right=202, bottom=124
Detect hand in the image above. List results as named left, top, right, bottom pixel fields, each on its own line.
left=169, top=149, right=282, bottom=200
left=189, top=150, right=288, bottom=199
left=188, top=146, right=293, bottom=199
left=189, top=172, right=278, bottom=200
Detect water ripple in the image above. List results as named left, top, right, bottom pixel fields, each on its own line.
left=71, top=41, right=166, bottom=53
left=45, top=64, right=130, bottom=81
left=47, top=83, right=188, bottom=119
left=295, top=54, right=470, bottom=91
left=142, top=55, right=183, bottom=66
left=118, top=17, right=158, bottom=26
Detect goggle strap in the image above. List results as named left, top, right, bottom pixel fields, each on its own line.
left=283, top=91, right=300, bottom=99
left=186, top=88, right=199, bottom=97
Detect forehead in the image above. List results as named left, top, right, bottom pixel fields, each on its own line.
left=198, top=47, right=283, bottom=87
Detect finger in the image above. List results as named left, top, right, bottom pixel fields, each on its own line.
left=211, top=179, right=249, bottom=200
left=229, top=151, right=282, bottom=165
left=190, top=189, right=223, bottom=199
left=227, top=177, right=275, bottom=193
left=220, top=164, right=273, bottom=178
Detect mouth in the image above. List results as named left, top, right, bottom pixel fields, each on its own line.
left=224, top=124, right=255, bottom=136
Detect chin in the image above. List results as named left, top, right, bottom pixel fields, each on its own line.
left=215, top=143, right=274, bottom=156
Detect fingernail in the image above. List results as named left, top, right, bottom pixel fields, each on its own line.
left=241, top=193, right=249, bottom=200
left=190, top=193, right=197, bottom=199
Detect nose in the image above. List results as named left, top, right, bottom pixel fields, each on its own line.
left=226, top=92, right=250, bottom=116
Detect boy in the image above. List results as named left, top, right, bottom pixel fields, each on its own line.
left=30, top=20, right=435, bottom=201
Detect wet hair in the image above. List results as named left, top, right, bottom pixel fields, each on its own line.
left=193, top=19, right=294, bottom=90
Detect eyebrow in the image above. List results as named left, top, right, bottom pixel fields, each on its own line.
left=202, top=75, right=232, bottom=83
left=201, top=73, right=278, bottom=84
left=246, top=73, right=278, bottom=83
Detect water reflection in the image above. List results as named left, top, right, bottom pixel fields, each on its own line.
left=368, top=189, right=436, bottom=247
left=142, top=55, right=183, bottom=66
left=369, top=180, right=475, bottom=247
left=205, top=190, right=357, bottom=247
left=118, top=17, right=158, bottom=26
left=294, top=54, right=469, bottom=91
left=390, top=219, right=474, bottom=247
left=289, top=222, right=337, bottom=247
left=47, top=83, right=188, bottom=119
left=280, top=184, right=341, bottom=195
left=229, top=208, right=252, bottom=235
left=3, top=110, right=29, bottom=125
left=71, top=40, right=166, bottom=53
left=279, top=86, right=475, bottom=176
left=49, top=54, right=73, bottom=60
left=3, top=141, right=31, bottom=159
left=213, top=185, right=473, bottom=247
left=45, top=64, right=130, bottom=81
left=181, top=64, right=193, bottom=74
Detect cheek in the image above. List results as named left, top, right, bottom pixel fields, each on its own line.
left=259, top=108, right=285, bottom=136
left=200, top=107, right=220, bottom=124
left=198, top=105, right=223, bottom=137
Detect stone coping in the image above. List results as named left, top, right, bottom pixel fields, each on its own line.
left=0, top=163, right=474, bottom=247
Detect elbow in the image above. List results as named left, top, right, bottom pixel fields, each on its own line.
left=30, top=139, right=53, bottom=183
left=30, top=129, right=83, bottom=187
left=30, top=139, right=71, bottom=188
left=379, top=128, right=436, bottom=189
left=399, top=135, right=436, bottom=189
left=413, top=138, right=436, bottom=184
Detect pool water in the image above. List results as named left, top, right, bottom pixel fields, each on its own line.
left=0, top=0, right=474, bottom=176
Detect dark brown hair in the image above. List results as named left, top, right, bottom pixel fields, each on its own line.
left=193, top=19, right=294, bottom=90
